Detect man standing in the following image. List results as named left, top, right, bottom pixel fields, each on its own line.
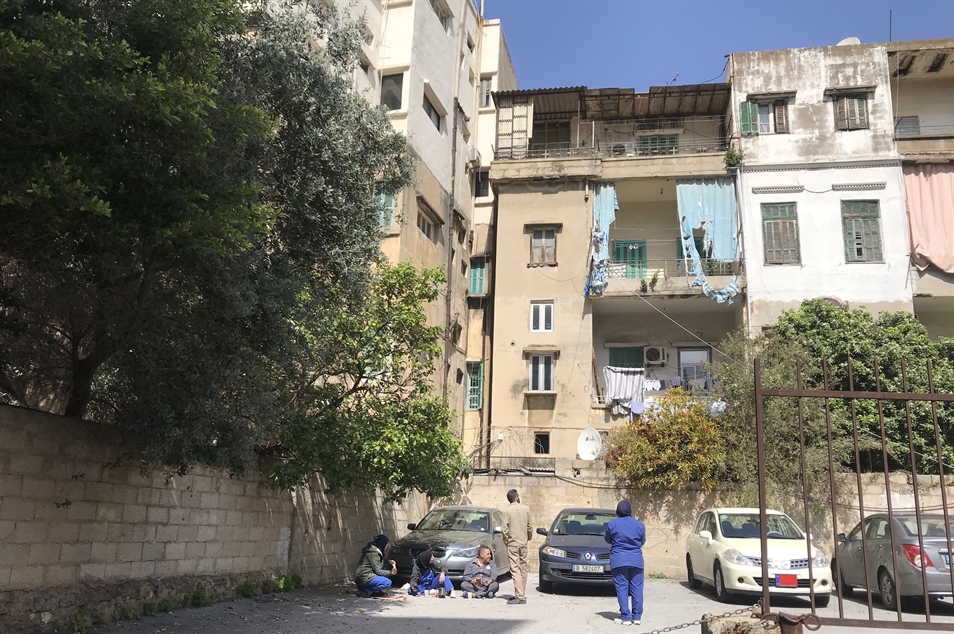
left=461, top=545, right=499, bottom=598
left=502, top=488, right=532, bottom=605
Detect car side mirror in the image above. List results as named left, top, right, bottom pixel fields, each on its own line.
left=536, top=527, right=548, bottom=536
left=837, top=533, right=847, bottom=543
left=493, top=526, right=503, bottom=534
left=407, top=523, right=416, bottom=531
left=699, top=530, right=713, bottom=541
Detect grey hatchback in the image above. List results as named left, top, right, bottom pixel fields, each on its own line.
left=834, top=513, right=953, bottom=610
left=388, top=506, right=510, bottom=584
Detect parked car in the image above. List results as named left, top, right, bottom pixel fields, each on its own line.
left=536, top=507, right=618, bottom=591
left=388, top=506, right=510, bottom=584
left=685, top=508, right=832, bottom=607
left=833, top=513, right=953, bottom=611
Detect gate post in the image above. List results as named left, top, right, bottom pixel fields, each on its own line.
left=753, top=358, right=771, bottom=613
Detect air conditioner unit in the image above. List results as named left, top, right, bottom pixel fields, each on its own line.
left=644, top=346, right=668, bottom=366
left=467, top=147, right=481, bottom=166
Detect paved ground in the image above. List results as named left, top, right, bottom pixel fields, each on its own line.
left=90, top=574, right=954, bottom=634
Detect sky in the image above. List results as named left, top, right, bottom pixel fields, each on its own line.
left=480, top=0, right=954, bottom=91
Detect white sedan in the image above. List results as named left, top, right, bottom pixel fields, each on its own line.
left=685, top=507, right=832, bottom=607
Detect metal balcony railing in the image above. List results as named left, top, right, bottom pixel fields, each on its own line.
left=605, top=258, right=743, bottom=281
left=895, top=123, right=954, bottom=138
left=494, top=137, right=728, bottom=161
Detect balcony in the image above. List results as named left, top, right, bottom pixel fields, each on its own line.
left=597, top=258, right=744, bottom=297
left=495, top=136, right=728, bottom=161
left=895, top=121, right=954, bottom=158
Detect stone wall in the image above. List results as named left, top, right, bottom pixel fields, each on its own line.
left=0, top=405, right=428, bottom=632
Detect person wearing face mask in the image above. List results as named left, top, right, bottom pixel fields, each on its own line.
left=604, top=500, right=646, bottom=626
left=460, top=545, right=498, bottom=599
left=355, top=534, right=397, bottom=597
left=408, top=549, right=455, bottom=597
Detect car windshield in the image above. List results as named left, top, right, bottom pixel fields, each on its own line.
left=896, top=516, right=954, bottom=538
left=416, top=509, right=490, bottom=532
left=550, top=512, right=616, bottom=536
left=718, top=513, right=803, bottom=539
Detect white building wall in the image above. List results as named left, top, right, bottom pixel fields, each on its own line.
left=739, top=164, right=913, bottom=329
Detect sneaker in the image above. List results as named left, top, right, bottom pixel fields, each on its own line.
left=447, top=589, right=455, bottom=598
left=506, top=597, right=526, bottom=605
left=613, top=618, right=631, bottom=626
left=632, top=621, right=640, bottom=626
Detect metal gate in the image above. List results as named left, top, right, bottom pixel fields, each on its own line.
left=753, top=357, right=954, bottom=630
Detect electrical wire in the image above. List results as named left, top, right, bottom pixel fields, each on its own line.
left=631, top=292, right=730, bottom=358
left=700, top=59, right=730, bottom=85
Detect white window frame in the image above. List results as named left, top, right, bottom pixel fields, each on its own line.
left=530, top=227, right=557, bottom=265
left=530, top=302, right=554, bottom=332
left=479, top=75, right=493, bottom=108
left=529, top=354, right=554, bottom=392
left=758, top=103, right=774, bottom=134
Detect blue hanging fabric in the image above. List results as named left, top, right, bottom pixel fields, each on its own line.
left=676, top=178, right=740, bottom=303
left=589, top=182, right=618, bottom=296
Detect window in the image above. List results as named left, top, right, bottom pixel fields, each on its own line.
left=531, top=121, right=571, bottom=152
left=609, top=347, right=644, bottom=368
left=740, top=100, right=789, bottom=135
left=479, top=76, right=493, bottom=108
left=475, top=170, right=490, bottom=198
left=841, top=201, right=883, bottom=262
left=423, top=93, right=442, bottom=131
left=679, top=347, right=711, bottom=383
left=529, top=355, right=553, bottom=392
left=380, top=73, right=403, bottom=111
left=530, top=227, right=557, bottom=265
left=466, top=34, right=475, bottom=53
left=895, top=116, right=920, bottom=137
left=761, top=203, right=800, bottom=265
left=833, top=94, right=868, bottom=131
left=637, top=134, right=679, bottom=156
left=611, top=240, right=646, bottom=279
left=375, top=187, right=395, bottom=228
left=416, top=204, right=438, bottom=242
left=533, top=433, right=550, bottom=455
left=469, top=258, right=486, bottom=295
left=530, top=302, right=553, bottom=332
left=428, top=0, right=450, bottom=31
left=466, top=362, right=483, bottom=410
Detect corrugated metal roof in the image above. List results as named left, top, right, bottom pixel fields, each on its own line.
left=492, top=86, right=587, bottom=120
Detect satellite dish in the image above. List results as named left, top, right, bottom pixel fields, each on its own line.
left=577, top=428, right=603, bottom=461
left=837, top=37, right=861, bottom=46
left=821, top=297, right=845, bottom=309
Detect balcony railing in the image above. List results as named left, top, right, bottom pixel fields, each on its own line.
left=484, top=456, right=556, bottom=473
left=495, top=137, right=727, bottom=161
left=592, top=381, right=723, bottom=408
left=606, top=258, right=743, bottom=281
left=895, top=123, right=954, bottom=138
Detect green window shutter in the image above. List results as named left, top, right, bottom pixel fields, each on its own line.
left=612, top=240, right=646, bottom=278
left=761, top=203, right=799, bottom=265
left=469, top=258, right=486, bottom=295
left=842, top=201, right=882, bottom=262
left=676, top=238, right=684, bottom=260
left=609, top=347, right=644, bottom=368
left=848, top=96, right=868, bottom=130
left=466, top=362, right=483, bottom=410
left=375, top=187, right=395, bottom=227
left=834, top=96, right=850, bottom=131
left=740, top=101, right=758, bottom=136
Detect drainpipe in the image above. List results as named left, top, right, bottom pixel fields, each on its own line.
left=483, top=188, right=499, bottom=470
left=443, top=99, right=462, bottom=402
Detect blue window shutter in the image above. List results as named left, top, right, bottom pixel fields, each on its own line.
left=469, top=259, right=485, bottom=294
left=375, top=187, right=395, bottom=227
left=466, top=362, right=483, bottom=409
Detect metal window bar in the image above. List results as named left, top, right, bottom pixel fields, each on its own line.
left=753, top=357, right=954, bottom=631
left=605, top=258, right=743, bottom=280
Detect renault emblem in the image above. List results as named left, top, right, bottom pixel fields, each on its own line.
left=584, top=552, right=592, bottom=561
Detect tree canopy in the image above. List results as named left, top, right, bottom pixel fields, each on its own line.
left=1, top=0, right=465, bottom=499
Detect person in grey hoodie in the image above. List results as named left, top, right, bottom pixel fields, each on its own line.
left=460, top=545, right=498, bottom=598
left=354, top=534, right=396, bottom=596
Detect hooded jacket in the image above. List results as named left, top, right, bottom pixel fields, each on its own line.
left=355, top=543, right=392, bottom=587
left=604, top=501, right=646, bottom=569
left=409, top=549, right=448, bottom=588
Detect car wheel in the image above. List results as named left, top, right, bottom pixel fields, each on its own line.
left=713, top=562, right=732, bottom=603
left=686, top=555, right=702, bottom=589
left=813, top=593, right=831, bottom=608
left=539, top=578, right=553, bottom=593
left=878, top=569, right=898, bottom=611
left=832, top=559, right=853, bottom=597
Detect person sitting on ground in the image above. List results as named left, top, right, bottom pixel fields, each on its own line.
left=409, top=549, right=455, bottom=597
left=354, top=534, right=397, bottom=597
left=461, top=545, right=499, bottom=599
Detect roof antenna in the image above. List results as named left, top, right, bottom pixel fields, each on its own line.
left=668, top=72, right=680, bottom=86
left=889, top=9, right=893, bottom=42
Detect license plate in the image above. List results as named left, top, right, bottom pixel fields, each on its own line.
left=572, top=564, right=605, bottom=573
left=776, top=574, right=798, bottom=588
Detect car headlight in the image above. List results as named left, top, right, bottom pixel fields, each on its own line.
left=767, top=558, right=791, bottom=570
left=455, top=546, right=479, bottom=558
left=722, top=549, right=755, bottom=566
left=543, top=546, right=566, bottom=558
left=812, top=553, right=828, bottom=567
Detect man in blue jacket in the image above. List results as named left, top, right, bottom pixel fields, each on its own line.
left=604, top=500, right=646, bottom=626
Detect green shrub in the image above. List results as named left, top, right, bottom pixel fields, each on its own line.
left=192, top=585, right=212, bottom=607
left=93, top=611, right=112, bottom=625
left=67, top=610, right=91, bottom=633
left=261, top=579, right=279, bottom=594
left=237, top=581, right=261, bottom=598
left=119, top=606, right=141, bottom=620
left=142, top=602, right=157, bottom=616
left=156, top=597, right=175, bottom=612
left=648, top=572, right=667, bottom=579
left=291, top=575, right=303, bottom=589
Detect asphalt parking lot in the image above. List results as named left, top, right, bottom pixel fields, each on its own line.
left=90, top=573, right=954, bottom=634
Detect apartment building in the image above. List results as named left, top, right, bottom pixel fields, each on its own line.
left=888, top=39, right=954, bottom=340
left=486, top=85, right=745, bottom=463
left=337, top=0, right=516, bottom=431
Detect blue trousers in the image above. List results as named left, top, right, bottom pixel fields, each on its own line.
left=612, top=566, right=644, bottom=622
left=409, top=573, right=454, bottom=596
left=359, top=576, right=392, bottom=592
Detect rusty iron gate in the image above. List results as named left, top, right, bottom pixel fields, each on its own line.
left=753, top=357, right=954, bottom=630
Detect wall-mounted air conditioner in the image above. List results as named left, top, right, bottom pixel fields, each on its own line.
left=644, top=346, right=668, bottom=366
left=468, top=147, right=481, bottom=167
